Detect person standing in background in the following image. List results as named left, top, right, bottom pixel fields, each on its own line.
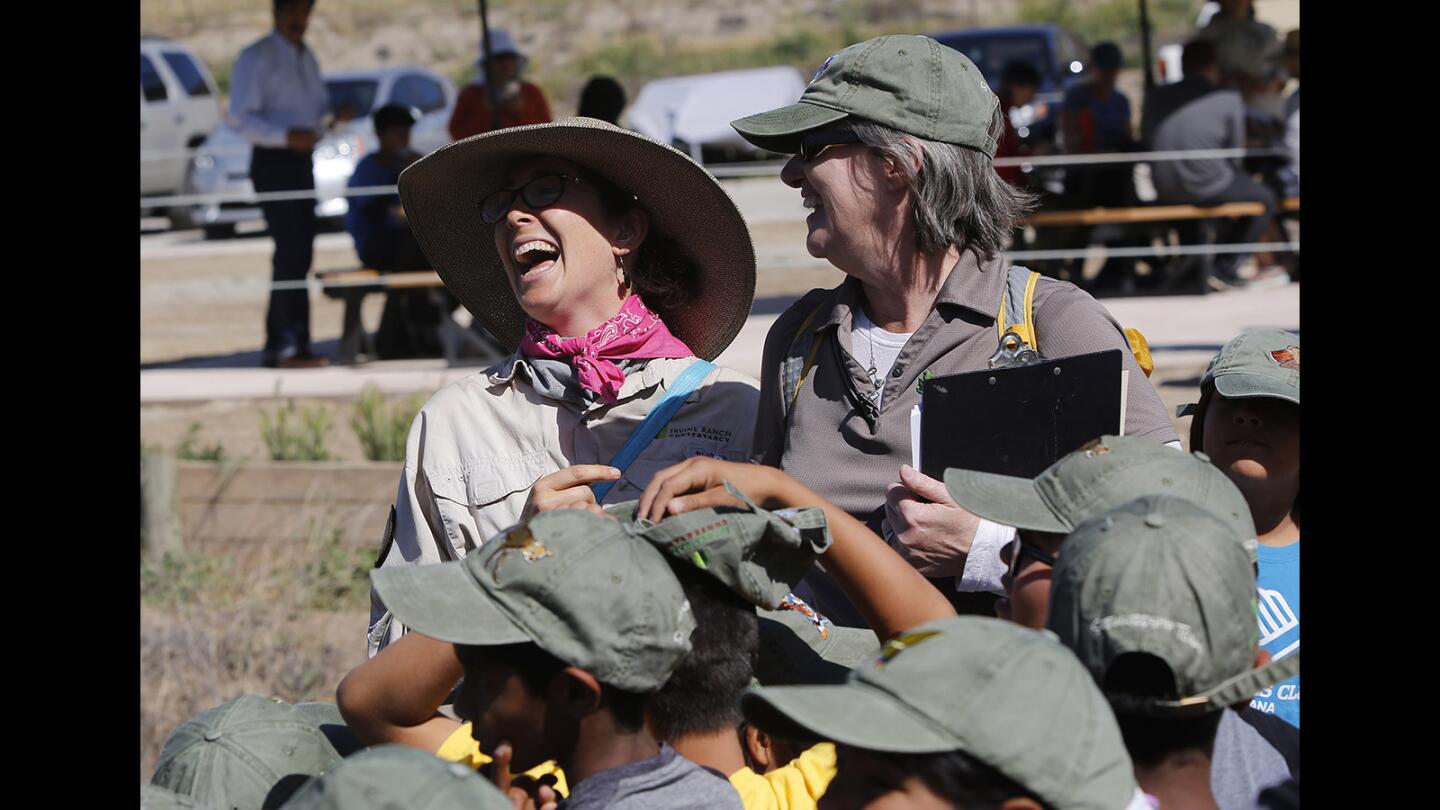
left=448, top=28, right=552, bottom=140
left=229, top=0, right=338, bottom=368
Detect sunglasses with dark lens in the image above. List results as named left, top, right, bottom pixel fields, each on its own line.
left=479, top=173, right=581, bottom=225
left=799, top=129, right=863, bottom=162
left=1007, top=532, right=1060, bottom=581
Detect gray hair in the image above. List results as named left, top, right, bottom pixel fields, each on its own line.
left=851, top=107, right=1037, bottom=257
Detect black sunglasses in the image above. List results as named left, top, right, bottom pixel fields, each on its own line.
left=1005, top=531, right=1060, bottom=582
left=479, top=173, right=583, bottom=225
left=799, top=129, right=863, bottom=162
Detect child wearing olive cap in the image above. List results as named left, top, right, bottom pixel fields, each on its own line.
left=1180, top=328, right=1300, bottom=728
left=1048, top=494, right=1300, bottom=809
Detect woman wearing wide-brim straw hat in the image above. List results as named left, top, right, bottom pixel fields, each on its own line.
left=367, top=117, right=760, bottom=656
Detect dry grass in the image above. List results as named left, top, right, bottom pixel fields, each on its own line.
left=139, top=524, right=373, bottom=783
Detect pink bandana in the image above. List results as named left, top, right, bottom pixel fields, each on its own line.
left=519, top=295, right=693, bottom=404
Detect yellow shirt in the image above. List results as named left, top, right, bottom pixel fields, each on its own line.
left=435, top=721, right=570, bottom=797
left=727, top=743, right=836, bottom=810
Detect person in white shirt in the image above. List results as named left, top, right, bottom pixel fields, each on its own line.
left=228, top=0, right=336, bottom=368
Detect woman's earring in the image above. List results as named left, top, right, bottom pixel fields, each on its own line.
left=617, top=254, right=629, bottom=288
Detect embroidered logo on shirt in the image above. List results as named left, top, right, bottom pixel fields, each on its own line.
left=1268, top=346, right=1300, bottom=370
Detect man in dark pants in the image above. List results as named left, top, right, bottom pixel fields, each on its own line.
left=229, top=0, right=334, bottom=367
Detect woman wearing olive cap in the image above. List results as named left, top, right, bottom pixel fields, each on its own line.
left=731, top=35, right=1177, bottom=625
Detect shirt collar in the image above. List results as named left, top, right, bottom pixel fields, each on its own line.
left=816, top=249, right=1009, bottom=330
left=267, top=29, right=308, bottom=55
left=487, top=352, right=671, bottom=403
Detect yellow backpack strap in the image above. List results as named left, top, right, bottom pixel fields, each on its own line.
left=1124, top=327, right=1155, bottom=377
left=783, top=304, right=827, bottom=413
left=997, top=266, right=1041, bottom=352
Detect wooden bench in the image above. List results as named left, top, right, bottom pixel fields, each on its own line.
left=316, top=269, right=506, bottom=365
left=1018, top=197, right=1299, bottom=293
left=1022, top=201, right=1267, bottom=228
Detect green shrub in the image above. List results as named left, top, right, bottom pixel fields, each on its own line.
left=176, top=421, right=228, bottom=462
left=350, top=386, right=424, bottom=462
left=297, top=523, right=375, bottom=610
left=258, top=400, right=334, bottom=461
left=141, top=550, right=239, bottom=608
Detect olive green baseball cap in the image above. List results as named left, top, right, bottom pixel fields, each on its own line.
left=731, top=35, right=999, bottom=157
left=1178, top=329, right=1300, bottom=417
left=1048, top=495, right=1300, bottom=717
left=142, top=784, right=218, bottom=810
left=755, top=594, right=880, bottom=685
left=151, top=695, right=341, bottom=810
left=371, top=510, right=697, bottom=693
left=278, top=745, right=511, bottom=810
left=631, top=484, right=832, bottom=609
left=742, top=616, right=1138, bottom=810
left=291, top=702, right=364, bottom=757
left=944, top=435, right=1258, bottom=560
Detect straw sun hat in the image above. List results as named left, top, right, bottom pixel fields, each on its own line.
left=397, top=117, right=757, bottom=361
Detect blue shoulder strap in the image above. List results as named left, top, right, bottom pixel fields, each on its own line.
left=591, top=359, right=716, bottom=503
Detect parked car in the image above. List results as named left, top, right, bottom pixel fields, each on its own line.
left=186, top=66, right=455, bottom=238
left=140, top=37, right=222, bottom=221
left=627, top=66, right=808, bottom=164
left=927, top=24, right=1090, bottom=148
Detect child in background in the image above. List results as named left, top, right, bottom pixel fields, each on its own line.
left=1180, top=329, right=1300, bottom=728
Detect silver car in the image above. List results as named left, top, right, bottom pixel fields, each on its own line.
left=186, top=66, right=455, bottom=238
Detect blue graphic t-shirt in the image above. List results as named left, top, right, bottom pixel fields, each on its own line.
left=1251, top=539, right=1299, bottom=727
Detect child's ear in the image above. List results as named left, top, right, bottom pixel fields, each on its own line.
left=556, top=667, right=603, bottom=718
left=742, top=724, right=774, bottom=773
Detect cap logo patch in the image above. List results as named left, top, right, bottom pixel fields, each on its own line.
left=1080, top=438, right=1111, bottom=456
left=811, top=54, right=838, bottom=84
left=1268, top=346, right=1299, bottom=370
left=499, top=526, right=553, bottom=562
left=877, top=630, right=941, bottom=665
left=779, top=592, right=832, bottom=640
left=1090, top=615, right=1204, bottom=656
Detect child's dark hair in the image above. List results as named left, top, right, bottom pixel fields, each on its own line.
left=1001, top=60, right=1041, bottom=88
left=468, top=642, right=648, bottom=732
left=1103, top=652, right=1223, bottom=770
left=648, top=561, right=760, bottom=741
left=851, top=747, right=1049, bottom=809
left=372, top=103, right=416, bottom=135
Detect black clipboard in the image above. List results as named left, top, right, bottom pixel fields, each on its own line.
left=918, top=349, right=1125, bottom=480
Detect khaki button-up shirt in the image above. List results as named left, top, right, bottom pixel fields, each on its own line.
left=368, top=354, right=760, bottom=655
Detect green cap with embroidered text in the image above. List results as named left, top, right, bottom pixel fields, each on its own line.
left=372, top=509, right=696, bottom=693
left=150, top=694, right=341, bottom=810
left=731, top=35, right=1000, bottom=157
left=1048, top=495, right=1299, bottom=717
left=629, top=483, right=831, bottom=609
left=1178, top=328, right=1299, bottom=417
left=278, top=745, right=512, bottom=810
left=742, top=616, right=1138, bottom=810
left=943, top=435, right=1258, bottom=561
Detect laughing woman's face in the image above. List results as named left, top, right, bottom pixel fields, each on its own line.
left=490, top=157, right=647, bottom=336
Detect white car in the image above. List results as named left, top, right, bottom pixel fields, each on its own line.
left=140, top=37, right=222, bottom=212
left=626, top=66, right=808, bottom=163
left=186, top=66, right=455, bottom=238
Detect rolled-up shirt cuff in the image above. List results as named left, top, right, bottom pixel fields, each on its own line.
left=957, top=518, right=1014, bottom=595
